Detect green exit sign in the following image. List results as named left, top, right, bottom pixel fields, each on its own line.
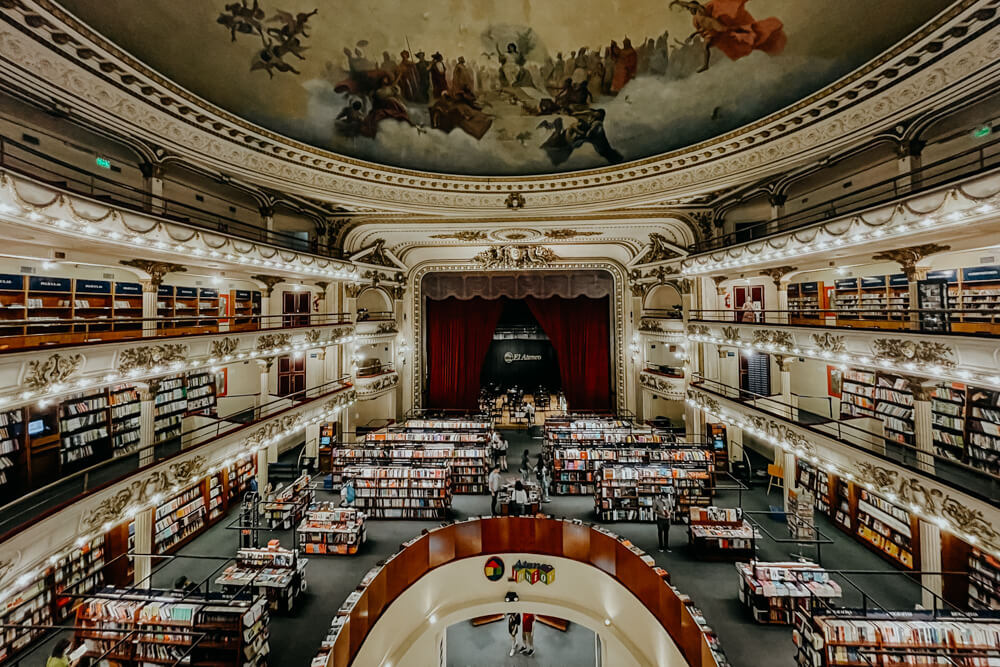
left=95, top=156, right=111, bottom=169
left=973, top=125, right=992, bottom=139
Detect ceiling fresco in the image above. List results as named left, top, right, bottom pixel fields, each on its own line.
left=56, top=0, right=955, bottom=176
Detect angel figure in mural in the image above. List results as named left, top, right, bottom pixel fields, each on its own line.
left=217, top=0, right=265, bottom=42
left=266, top=8, right=318, bottom=43
left=670, top=0, right=786, bottom=73
left=537, top=109, right=623, bottom=167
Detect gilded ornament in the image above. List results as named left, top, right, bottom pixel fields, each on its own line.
left=543, top=229, right=602, bottom=240
left=429, top=231, right=489, bottom=241
left=257, top=333, right=292, bottom=352
left=23, top=353, right=85, bottom=391
left=686, top=324, right=709, bottom=337
left=210, top=338, right=239, bottom=357
left=721, top=326, right=740, bottom=341
left=811, top=332, right=846, bottom=354
left=473, top=245, right=557, bottom=270
left=119, top=260, right=186, bottom=288
left=117, top=344, right=187, bottom=374
left=871, top=339, right=955, bottom=368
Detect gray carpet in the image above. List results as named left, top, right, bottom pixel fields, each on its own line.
left=446, top=618, right=596, bottom=667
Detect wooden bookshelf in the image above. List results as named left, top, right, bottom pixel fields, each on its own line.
left=26, top=275, right=72, bottom=338
left=59, top=388, right=109, bottom=471
left=874, top=372, right=915, bottom=446
left=951, top=265, right=1000, bottom=335
left=216, top=545, right=307, bottom=612
left=332, top=444, right=489, bottom=494
left=72, top=278, right=113, bottom=335
left=886, top=273, right=910, bottom=324
left=932, top=383, right=966, bottom=461
left=595, top=454, right=715, bottom=522
left=230, top=289, right=262, bottom=331
left=0, top=273, right=26, bottom=339
left=0, top=407, right=23, bottom=498
left=154, top=375, right=186, bottom=442
left=967, top=546, right=1000, bottom=610
left=840, top=368, right=876, bottom=419
left=855, top=488, right=918, bottom=569
left=795, top=459, right=832, bottom=516
left=833, top=275, right=907, bottom=330
left=346, top=464, right=451, bottom=519
left=185, top=371, right=217, bottom=416
left=737, top=561, right=841, bottom=625
left=152, top=483, right=207, bottom=554
left=787, top=281, right=825, bottom=325
left=262, top=474, right=314, bottom=529
left=112, top=281, right=143, bottom=333
left=297, top=504, right=367, bottom=555
left=967, top=387, right=1000, bottom=474
left=108, top=384, right=141, bottom=456
left=227, top=454, right=256, bottom=502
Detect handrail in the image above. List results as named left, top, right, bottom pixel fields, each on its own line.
left=0, top=312, right=355, bottom=352
left=355, top=310, right=395, bottom=322
left=0, top=376, right=353, bottom=539
left=689, top=307, right=1000, bottom=336
left=355, top=366, right=396, bottom=379
left=690, top=135, right=1000, bottom=253
left=0, top=134, right=332, bottom=256
left=642, top=309, right=684, bottom=319
left=689, top=375, right=1000, bottom=506
left=324, top=516, right=727, bottom=667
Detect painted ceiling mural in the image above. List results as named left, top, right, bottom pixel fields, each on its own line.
left=56, top=0, right=954, bottom=176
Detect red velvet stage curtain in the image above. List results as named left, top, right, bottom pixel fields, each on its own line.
left=525, top=296, right=611, bottom=411
left=427, top=297, right=505, bottom=409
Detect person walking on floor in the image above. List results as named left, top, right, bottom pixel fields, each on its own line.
left=507, top=612, right=522, bottom=657
left=511, top=480, right=529, bottom=517
left=497, top=435, right=509, bottom=471
left=519, top=449, right=531, bottom=483
left=520, top=612, right=536, bottom=656
left=541, top=463, right=552, bottom=503
left=340, top=477, right=355, bottom=507
left=488, top=465, right=502, bottom=516
left=654, top=484, right=677, bottom=552
left=491, top=430, right=503, bottom=469
left=46, top=638, right=72, bottom=667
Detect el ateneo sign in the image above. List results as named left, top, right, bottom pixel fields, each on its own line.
left=504, top=351, right=543, bottom=364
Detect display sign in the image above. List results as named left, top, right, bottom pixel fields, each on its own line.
left=799, top=281, right=819, bottom=292
left=75, top=279, right=111, bottom=294
left=504, top=352, right=542, bottom=363
left=0, top=274, right=24, bottom=290
left=860, top=275, right=886, bottom=288
left=234, top=290, right=252, bottom=300
left=199, top=288, right=219, bottom=298
left=962, top=265, right=1000, bottom=282
left=176, top=286, right=198, bottom=298
left=28, top=276, right=71, bottom=292
left=115, top=282, right=143, bottom=295
left=158, top=285, right=175, bottom=297
left=888, top=274, right=909, bottom=287
left=834, top=278, right=858, bottom=290
left=481, top=338, right=559, bottom=391
left=510, top=560, right=555, bottom=585
left=484, top=556, right=505, bottom=582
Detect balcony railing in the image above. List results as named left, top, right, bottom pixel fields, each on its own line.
left=355, top=310, right=395, bottom=322
left=356, top=364, right=396, bottom=379
left=689, top=135, right=1000, bottom=253
left=0, top=134, right=332, bottom=256
left=690, top=376, right=1000, bottom=507
left=0, top=312, right=354, bottom=352
left=642, top=308, right=684, bottom=320
left=0, top=376, right=353, bottom=539
left=690, top=308, right=1000, bottom=336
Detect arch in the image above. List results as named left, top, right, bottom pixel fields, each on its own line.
left=356, top=286, right=393, bottom=314
left=643, top=283, right=683, bottom=312
left=322, top=516, right=723, bottom=667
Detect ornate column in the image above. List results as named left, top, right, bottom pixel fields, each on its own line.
left=120, top=260, right=187, bottom=338
left=256, top=448, right=269, bottom=494
left=133, top=507, right=153, bottom=588
left=908, top=378, right=936, bottom=476
left=872, top=244, right=950, bottom=332
left=251, top=274, right=284, bottom=329
left=760, top=266, right=798, bottom=325
left=919, top=519, right=943, bottom=609
left=136, top=381, right=158, bottom=468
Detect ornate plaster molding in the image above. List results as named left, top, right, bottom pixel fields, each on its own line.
left=22, top=353, right=84, bottom=391
left=872, top=243, right=952, bottom=280
left=119, top=259, right=187, bottom=287
left=751, top=330, right=795, bottom=349
left=872, top=338, right=956, bottom=368
left=356, top=371, right=400, bottom=398
left=639, top=371, right=685, bottom=400
left=117, top=344, right=188, bottom=375
left=811, top=332, right=846, bottom=354
left=210, top=337, right=240, bottom=358
left=256, top=333, right=291, bottom=352
left=473, top=245, right=558, bottom=270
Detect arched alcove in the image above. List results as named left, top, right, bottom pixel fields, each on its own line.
left=643, top=283, right=683, bottom=313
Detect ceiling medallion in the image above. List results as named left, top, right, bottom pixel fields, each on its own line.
left=489, top=228, right=542, bottom=242
left=474, top=245, right=558, bottom=270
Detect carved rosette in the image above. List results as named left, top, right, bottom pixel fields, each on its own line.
left=23, top=353, right=85, bottom=391
left=81, top=455, right=207, bottom=532
left=257, top=333, right=292, bottom=352
left=117, top=344, right=187, bottom=374
left=871, top=339, right=955, bottom=368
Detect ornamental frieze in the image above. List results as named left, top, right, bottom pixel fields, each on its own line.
left=23, top=353, right=85, bottom=391
left=257, top=333, right=292, bottom=352
left=871, top=339, right=955, bottom=368
left=639, top=371, right=684, bottom=399
left=474, top=245, right=558, bottom=270
left=686, top=324, right=709, bottom=337
left=811, top=332, right=846, bottom=354
left=209, top=337, right=239, bottom=358
left=357, top=372, right=400, bottom=397
left=751, top=330, right=795, bottom=349
left=117, top=344, right=187, bottom=375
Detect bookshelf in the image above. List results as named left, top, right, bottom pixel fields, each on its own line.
left=594, top=453, right=715, bottom=522
left=855, top=488, right=917, bottom=569
left=687, top=506, right=756, bottom=560
left=59, top=388, right=109, bottom=470
left=967, top=387, right=1000, bottom=474
left=840, top=368, right=876, bottom=419
left=787, top=281, right=825, bottom=324
left=197, top=287, right=220, bottom=327
left=951, top=265, right=1000, bottom=334
left=26, top=275, right=72, bottom=337
left=73, top=588, right=270, bottom=666
left=874, top=372, right=914, bottom=446
left=967, top=546, right=1000, bottom=610
left=737, top=561, right=841, bottom=625
left=228, top=455, right=256, bottom=501
left=174, top=286, right=199, bottom=328
left=153, top=483, right=207, bottom=553
left=109, top=384, right=141, bottom=456
left=795, top=460, right=831, bottom=516
left=833, top=275, right=907, bottom=330
left=53, top=536, right=105, bottom=623
left=112, top=281, right=143, bottom=333
left=346, top=464, right=451, bottom=519
left=186, top=371, right=217, bottom=416
left=886, top=273, right=910, bottom=324
left=297, top=504, right=367, bottom=555
left=154, top=375, right=186, bottom=442
left=0, top=407, right=23, bottom=493
left=402, top=418, right=492, bottom=431
left=216, top=543, right=308, bottom=612
left=787, top=489, right=815, bottom=540
left=208, top=471, right=225, bottom=521
left=262, top=474, right=314, bottom=529
left=793, top=610, right=1000, bottom=667
left=334, top=442, right=489, bottom=494
left=932, top=383, right=966, bottom=461
left=832, top=479, right=853, bottom=533
left=0, top=273, right=25, bottom=338
left=72, top=278, right=113, bottom=335
left=230, top=289, right=262, bottom=331
left=156, top=283, right=175, bottom=328
left=0, top=571, right=52, bottom=664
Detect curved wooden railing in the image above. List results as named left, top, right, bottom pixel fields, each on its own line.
left=322, top=516, right=727, bottom=667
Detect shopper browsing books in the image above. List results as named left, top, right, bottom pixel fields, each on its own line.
left=519, top=449, right=531, bottom=483
left=340, top=477, right=355, bottom=507
left=488, top=466, right=502, bottom=516
left=507, top=612, right=522, bottom=657
left=499, top=435, right=509, bottom=471
left=46, top=639, right=72, bottom=667
left=654, top=486, right=677, bottom=552
left=511, top=480, right=529, bottom=516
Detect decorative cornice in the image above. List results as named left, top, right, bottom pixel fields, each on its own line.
left=209, top=337, right=239, bottom=358
left=257, top=333, right=291, bottom=352
left=639, top=371, right=684, bottom=400
left=759, top=265, right=798, bottom=284
left=117, top=344, right=187, bottom=375
left=251, top=274, right=285, bottom=297
left=119, top=259, right=186, bottom=288
left=22, top=353, right=84, bottom=391
left=871, top=338, right=956, bottom=368
left=872, top=243, right=951, bottom=280
left=751, top=330, right=795, bottom=350
left=811, top=332, right=846, bottom=355
left=356, top=371, right=400, bottom=397
left=0, top=0, right=993, bottom=213
left=473, top=245, right=558, bottom=270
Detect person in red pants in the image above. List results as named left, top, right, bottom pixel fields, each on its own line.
left=520, top=613, right=535, bottom=656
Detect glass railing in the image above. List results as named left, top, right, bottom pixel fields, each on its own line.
left=0, top=312, right=354, bottom=352
left=690, top=375, right=1000, bottom=507
left=0, top=376, right=352, bottom=539
left=690, top=307, right=1000, bottom=336
left=0, top=134, right=333, bottom=256
left=689, top=136, right=1000, bottom=253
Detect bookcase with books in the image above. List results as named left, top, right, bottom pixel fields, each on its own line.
left=262, top=474, right=314, bottom=529
left=228, top=455, right=256, bottom=501
left=886, top=273, right=910, bottom=324
left=951, top=264, right=1000, bottom=335
left=59, top=388, right=109, bottom=470
left=874, top=372, right=915, bottom=446
left=833, top=275, right=906, bottom=329
left=154, top=375, right=187, bottom=442
left=71, top=278, right=113, bottom=335
left=0, top=407, right=23, bottom=495
left=793, top=609, right=1000, bottom=667
left=855, top=488, right=918, bottom=569
left=297, top=504, right=367, bottom=555
left=0, top=572, right=52, bottom=664
left=402, top=418, right=492, bottom=431
left=73, top=588, right=270, bottom=666
left=787, top=281, right=825, bottom=324
left=186, top=371, right=217, bottom=416
left=216, top=543, right=307, bottom=612
left=153, top=484, right=207, bottom=554
left=795, top=460, right=832, bottom=516
left=932, top=383, right=967, bottom=460
left=111, top=281, right=143, bottom=334
left=109, top=384, right=141, bottom=456
left=594, top=452, right=715, bottom=522
left=737, top=561, right=841, bottom=625
left=967, top=546, right=1000, bottom=610
left=832, top=479, right=853, bottom=533
left=173, top=285, right=200, bottom=328
left=840, top=369, right=876, bottom=419
left=26, top=275, right=72, bottom=336
left=0, top=273, right=25, bottom=337
left=346, top=464, right=451, bottom=519
left=967, top=386, right=1000, bottom=474
left=687, top=507, right=756, bottom=560
left=197, top=287, right=221, bottom=327
left=230, top=289, right=263, bottom=331
left=334, top=443, right=489, bottom=494
left=208, top=471, right=225, bottom=521
left=52, top=536, right=105, bottom=623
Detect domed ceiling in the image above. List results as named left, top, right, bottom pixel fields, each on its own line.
left=57, top=0, right=953, bottom=177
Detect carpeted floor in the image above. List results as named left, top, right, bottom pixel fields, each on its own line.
left=446, top=616, right=596, bottom=667
left=24, top=427, right=925, bottom=667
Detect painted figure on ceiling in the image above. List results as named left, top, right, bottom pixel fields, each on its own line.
left=671, top=0, right=787, bottom=72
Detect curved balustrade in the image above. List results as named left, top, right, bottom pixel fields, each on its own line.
left=323, top=516, right=727, bottom=667
left=690, top=308, right=1000, bottom=335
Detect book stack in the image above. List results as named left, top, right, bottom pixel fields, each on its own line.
left=737, top=561, right=841, bottom=625
left=216, top=542, right=308, bottom=612
left=594, top=456, right=715, bottom=522
left=262, top=474, right=314, bottom=529
left=297, top=503, right=367, bottom=555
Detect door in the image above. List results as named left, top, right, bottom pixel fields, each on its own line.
left=733, top=285, right=764, bottom=322
left=282, top=291, right=311, bottom=328
left=277, top=355, right=306, bottom=397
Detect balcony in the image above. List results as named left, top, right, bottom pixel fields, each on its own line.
left=355, top=365, right=399, bottom=398
left=639, top=368, right=685, bottom=400
left=689, top=136, right=1000, bottom=253
left=638, top=309, right=685, bottom=339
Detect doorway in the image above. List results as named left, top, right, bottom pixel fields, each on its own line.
left=733, top=285, right=764, bottom=322
left=283, top=290, right=310, bottom=328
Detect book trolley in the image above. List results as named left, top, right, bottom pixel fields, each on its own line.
left=793, top=608, right=1000, bottom=667
left=687, top=507, right=756, bottom=560
left=72, top=587, right=270, bottom=666
left=737, top=561, right=842, bottom=625
left=297, top=504, right=367, bottom=555
left=216, top=542, right=308, bottom=613
left=262, top=474, right=314, bottom=529
left=594, top=449, right=715, bottom=522
left=345, top=464, right=451, bottom=519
